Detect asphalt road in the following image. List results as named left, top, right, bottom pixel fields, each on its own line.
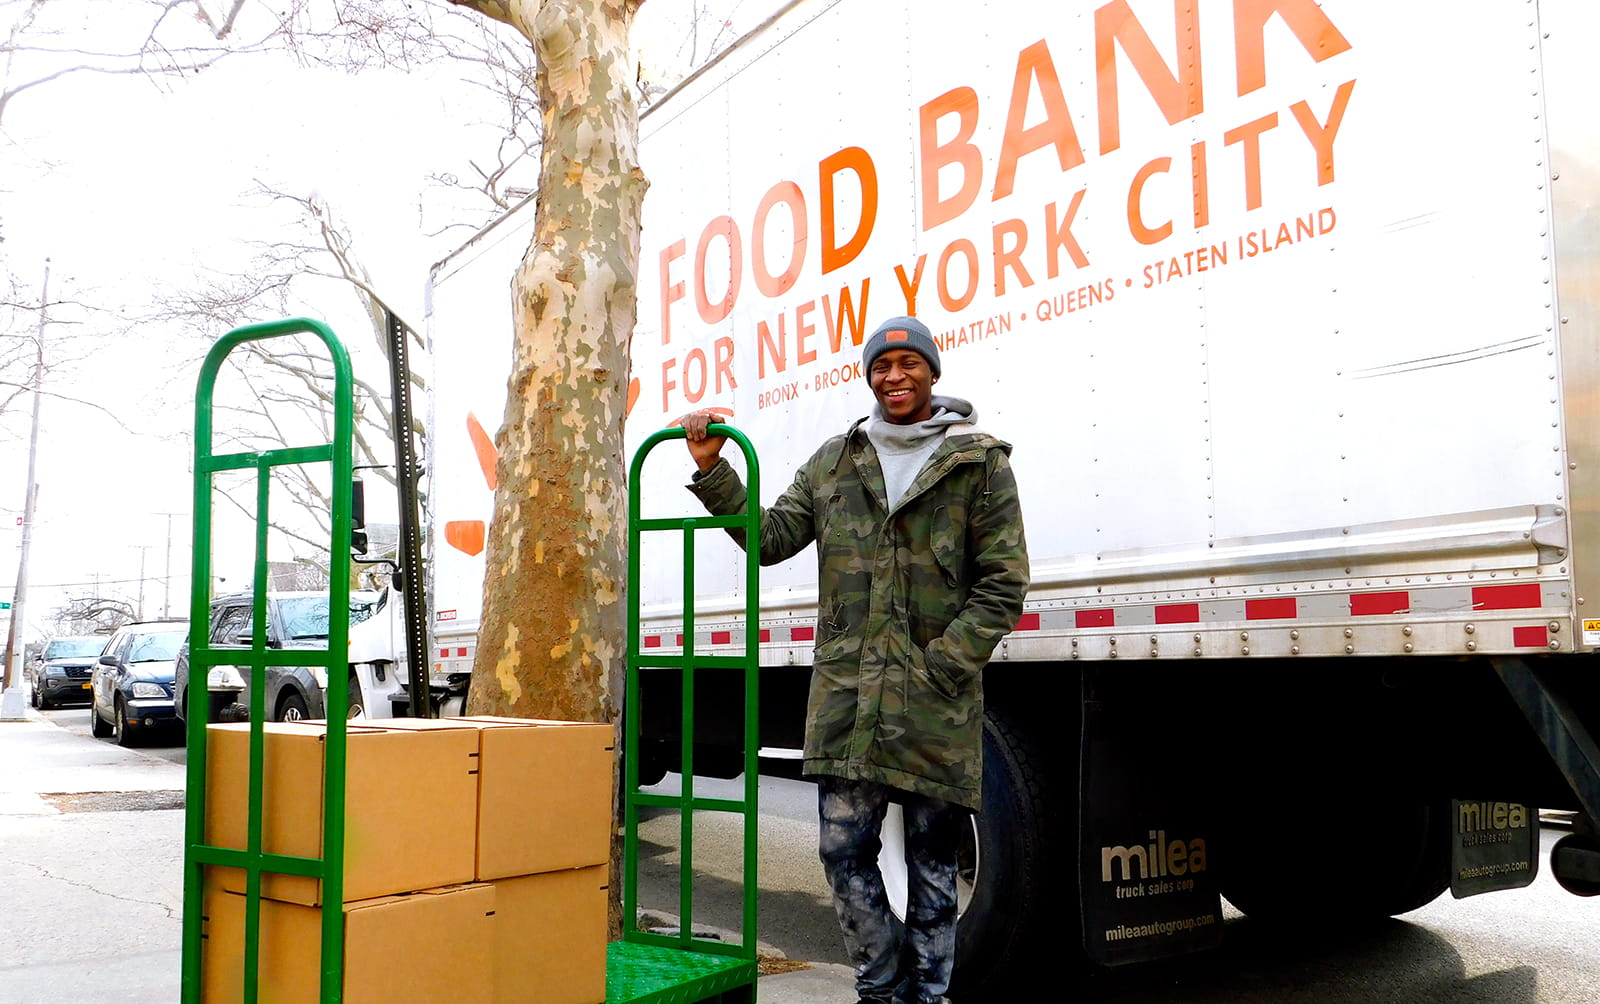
left=43, top=703, right=187, bottom=765
left=37, top=704, right=1600, bottom=1001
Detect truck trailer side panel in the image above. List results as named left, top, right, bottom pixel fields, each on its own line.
left=423, top=0, right=1600, bottom=991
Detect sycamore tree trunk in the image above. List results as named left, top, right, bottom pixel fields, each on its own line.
left=449, top=0, right=646, bottom=939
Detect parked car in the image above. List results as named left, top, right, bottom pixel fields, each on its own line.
left=28, top=636, right=107, bottom=709
left=90, top=620, right=186, bottom=746
left=173, top=638, right=239, bottom=725
left=174, top=591, right=381, bottom=724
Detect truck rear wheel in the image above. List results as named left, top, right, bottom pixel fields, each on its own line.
left=950, top=710, right=1076, bottom=997
left=1222, top=797, right=1450, bottom=923
left=879, top=710, right=1072, bottom=997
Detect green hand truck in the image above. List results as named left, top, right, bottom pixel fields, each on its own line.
left=606, top=424, right=762, bottom=1004
left=180, top=318, right=358, bottom=1003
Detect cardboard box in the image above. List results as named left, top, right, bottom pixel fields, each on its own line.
left=381, top=715, right=614, bottom=879
left=205, top=721, right=480, bottom=904
left=202, top=881, right=494, bottom=1004
left=454, top=716, right=614, bottom=879
left=491, top=866, right=609, bottom=1004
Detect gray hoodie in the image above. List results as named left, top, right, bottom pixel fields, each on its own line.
left=865, top=395, right=976, bottom=509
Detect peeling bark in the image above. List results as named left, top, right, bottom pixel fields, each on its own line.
left=450, top=0, right=646, bottom=942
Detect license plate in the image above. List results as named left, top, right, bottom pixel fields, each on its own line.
left=80, top=682, right=91, bottom=689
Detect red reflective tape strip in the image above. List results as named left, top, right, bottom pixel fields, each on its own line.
left=1246, top=597, right=1297, bottom=620
left=1351, top=591, right=1409, bottom=616
left=676, top=634, right=684, bottom=646
left=1473, top=584, right=1542, bottom=611
left=1015, top=613, right=1041, bottom=632
left=644, top=636, right=662, bottom=649
left=439, top=648, right=449, bottom=658
left=1513, top=625, right=1549, bottom=648
left=1510, top=623, right=1548, bottom=645
left=1074, top=609, right=1114, bottom=629
left=711, top=631, right=732, bottom=645
left=457, top=647, right=468, bottom=657
left=1155, top=603, right=1200, bottom=624
left=760, top=629, right=771, bottom=643
left=791, top=626, right=815, bottom=642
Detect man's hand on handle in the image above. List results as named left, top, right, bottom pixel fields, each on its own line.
left=679, top=412, right=727, bottom=474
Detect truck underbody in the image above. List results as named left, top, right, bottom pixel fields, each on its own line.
left=636, top=653, right=1597, bottom=993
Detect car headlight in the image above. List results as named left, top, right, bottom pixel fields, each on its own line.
left=131, top=682, right=168, bottom=699
left=207, top=667, right=246, bottom=689
left=311, top=667, right=329, bottom=690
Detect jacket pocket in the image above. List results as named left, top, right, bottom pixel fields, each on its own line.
left=821, top=492, right=846, bottom=542
left=917, top=643, right=965, bottom=702
left=817, top=599, right=849, bottom=648
left=930, top=504, right=962, bottom=587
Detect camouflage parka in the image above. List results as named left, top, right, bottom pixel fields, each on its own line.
left=688, top=416, right=1029, bottom=810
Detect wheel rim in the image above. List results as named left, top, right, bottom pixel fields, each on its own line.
left=112, top=700, right=123, bottom=740
left=282, top=699, right=305, bottom=722
left=878, top=803, right=980, bottom=921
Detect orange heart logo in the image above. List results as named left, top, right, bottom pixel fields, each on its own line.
left=466, top=412, right=498, bottom=491
left=445, top=520, right=486, bottom=557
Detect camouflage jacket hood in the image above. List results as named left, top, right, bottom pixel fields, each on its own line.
left=689, top=415, right=1029, bottom=809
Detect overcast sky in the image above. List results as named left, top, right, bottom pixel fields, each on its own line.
left=0, top=1, right=777, bottom=646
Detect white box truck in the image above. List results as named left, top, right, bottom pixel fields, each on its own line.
left=423, top=0, right=1600, bottom=991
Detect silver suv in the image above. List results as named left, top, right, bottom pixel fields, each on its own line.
left=175, top=591, right=382, bottom=723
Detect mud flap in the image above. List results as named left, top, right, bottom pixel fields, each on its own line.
left=1079, top=667, right=1223, bottom=965
left=1450, top=799, right=1539, bottom=897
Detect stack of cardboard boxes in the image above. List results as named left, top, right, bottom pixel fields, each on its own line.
left=201, top=716, right=614, bottom=1003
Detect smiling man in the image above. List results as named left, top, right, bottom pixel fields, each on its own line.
left=679, top=314, right=1029, bottom=1004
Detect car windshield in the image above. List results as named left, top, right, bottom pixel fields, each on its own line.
left=278, top=595, right=378, bottom=642
left=128, top=630, right=185, bottom=663
left=45, top=638, right=104, bottom=659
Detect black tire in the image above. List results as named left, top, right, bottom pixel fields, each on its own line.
left=1222, top=797, right=1451, bottom=923
left=278, top=689, right=310, bottom=723
left=91, top=700, right=113, bottom=738
left=948, top=710, right=1076, bottom=1000
left=635, top=746, right=670, bottom=788
left=30, top=684, right=40, bottom=709
left=114, top=697, right=139, bottom=748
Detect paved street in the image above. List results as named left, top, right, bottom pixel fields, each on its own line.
left=0, top=707, right=853, bottom=1004
left=8, top=705, right=1600, bottom=1003
left=0, top=707, right=188, bottom=1003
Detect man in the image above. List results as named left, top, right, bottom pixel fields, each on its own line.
left=680, top=314, right=1029, bottom=1004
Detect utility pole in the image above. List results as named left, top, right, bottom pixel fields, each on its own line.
left=164, top=513, right=173, bottom=618
left=134, top=544, right=150, bottom=621
left=1, top=263, right=48, bottom=720
left=158, top=511, right=185, bottom=619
